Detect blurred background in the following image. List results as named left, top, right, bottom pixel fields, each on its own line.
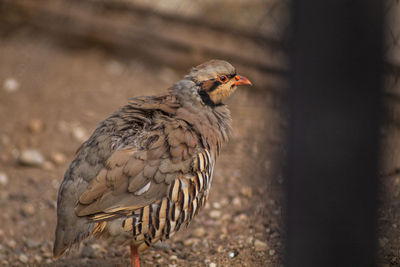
left=0, top=0, right=398, bottom=266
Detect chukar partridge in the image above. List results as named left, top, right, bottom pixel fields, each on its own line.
left=53, top=59, right=252, bottom=266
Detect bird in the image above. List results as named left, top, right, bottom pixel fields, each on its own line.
left=53, top=59, right=252, bottom=266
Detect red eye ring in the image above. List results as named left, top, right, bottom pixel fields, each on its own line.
left=218, top=75, right=228, bottom=83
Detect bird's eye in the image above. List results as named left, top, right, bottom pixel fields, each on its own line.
left=218, top=75, right=228, bottom=83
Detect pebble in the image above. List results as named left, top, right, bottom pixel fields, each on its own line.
left=192, top=227, right=206, bottom=238
left=3, top=78, right=19, bottom=92
left=254, top=239, right=269, bottom=252
left=246, top=236, right=254, bottom=245
left=25, top=238, right=41, bottom=248
left=240, top=186, right=253, bottom=198
left=34, top=255, right=43, bottom=263
left=21, top=203, right=36, bottom=217
left=209, top=210, right=221, bottom=219
left=0, top=173, right=8, bottom=186
left=269, top=249, right=276, bottom=256
left=19, top=253, right=29, bottom=264
left=212, top=202, right=221, bottom=209
left=232, top=197, right=241, bottom=207
left=209, top=263, right=217, bottom=267
left=183, top=238, right=200, bottom=246
left=18, top=149, right=45, bottom=167
left=169, top=255, right=178, bottom=261
left=153, top=241, right=171, bottom=251
left=72, top=125, right=88, bottom=142
left=51, top=152, right=66, bottom=165
left=234, top=213, right=249, bottom=223
left=7, top=239, right=16, bottom=249
left=28, top=119, right=44, bottom=134
left=228, top=250, right=239, bottom=259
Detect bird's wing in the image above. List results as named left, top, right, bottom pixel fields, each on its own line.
left=75, top=116, right=212, bottom=221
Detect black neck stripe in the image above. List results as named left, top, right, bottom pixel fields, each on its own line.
left=207, top=80, right=221, bottom=93
left=198, top=90, right=216, bottom=107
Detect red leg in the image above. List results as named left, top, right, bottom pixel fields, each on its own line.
left=130, top=244, right=140, bottom=267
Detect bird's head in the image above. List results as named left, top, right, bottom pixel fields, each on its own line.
left=175, top=60, right=252, bottom=107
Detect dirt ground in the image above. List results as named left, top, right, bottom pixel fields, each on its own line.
left=0, top=30, right=285, bottom=266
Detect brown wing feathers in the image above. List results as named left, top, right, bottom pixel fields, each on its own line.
left=73, top=97, right=215, bottom=250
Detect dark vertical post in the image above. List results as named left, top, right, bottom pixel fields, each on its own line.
left=286, top=1, right=384, bottom=266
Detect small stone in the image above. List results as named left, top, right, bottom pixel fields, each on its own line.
left=25, top=239, right=41, bottom=248
left=209, top=263, right=217, bottom=267
left=217, top=245, right=224, bottom=253
left=34, top=255, right=43, bottom=263
left=6, top=239, right=16, bottom=249
left=192, top=227, right=206, bottom=238
left=240, top=186, right=253, bottom=198
left=168, top=264, right=177, bottom=267
left=254, top=239, right=269, bottom=252
left=19, top=253, right=28, bottom=263
left=169, top=255, right=178, bottom=261
left=232, top=197, right=241, bottom=207
left=209, top=210, right=221, bottom=219
left=246, top=236, right=254, bottom=245
left=3, top=78, right=19, bottom=92
left=212, top=202, right=221, bottom=209
left=269, top=249, right=276, bottom=256
left=28, top=119, right=44, bottom=134
left=234, top=213, right=249, bottom=223
left=19, top=149, right=45, bottom=167
left=0, top=173, right=8, bottom=186
left=228, top=250, right=239, bottom=258
left=51, top=152, right=66, bottom=165
left=72, top=125, right=88, bottom=142
left=21, top=203, right=36, bottom=217
left=184, top=238, right=200, bottom=246
left=153, top=242, right=171, bottom=251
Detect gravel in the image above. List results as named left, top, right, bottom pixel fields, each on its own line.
left=18, top=149, right=45, bottom=167
left=254, top=239, right=269, bottom=252
left=0, top=173, right=8, bottom=186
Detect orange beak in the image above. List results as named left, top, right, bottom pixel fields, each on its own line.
left=233, top=75, right=252, bottom=86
